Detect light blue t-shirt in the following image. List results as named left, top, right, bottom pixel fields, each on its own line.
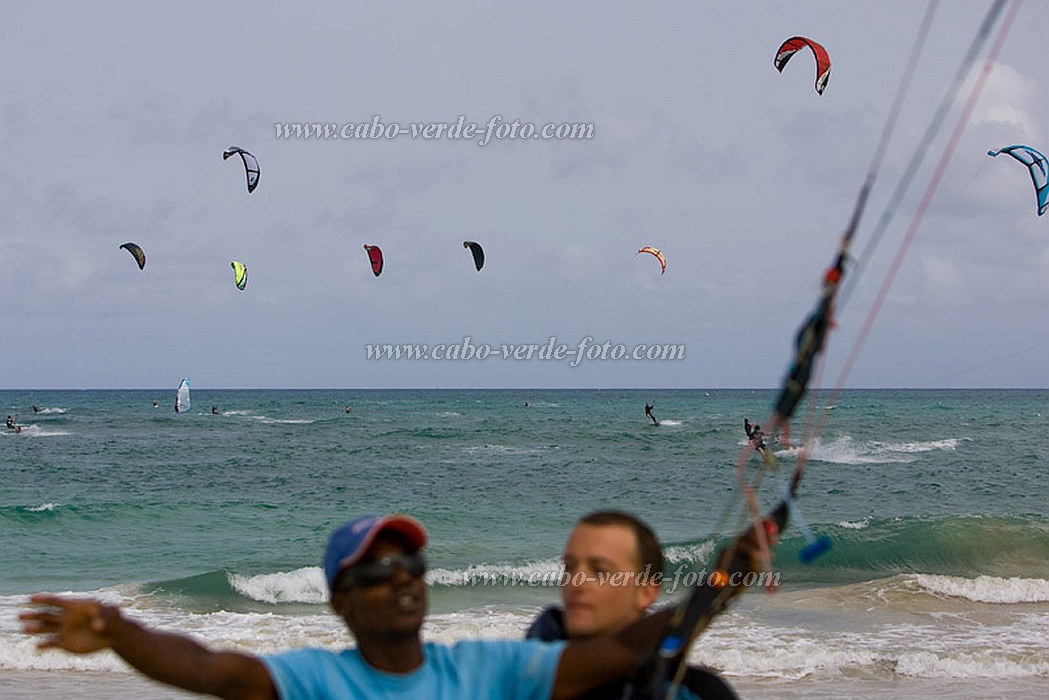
left=262, top=639, right=565, bottom=699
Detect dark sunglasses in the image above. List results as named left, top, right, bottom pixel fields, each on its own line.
left=338, top=551, right=427, bottom=591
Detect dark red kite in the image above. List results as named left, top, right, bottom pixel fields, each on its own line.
left=774, top=36, right=831, bottom=95
left=363, top=244, right=384, bottom=277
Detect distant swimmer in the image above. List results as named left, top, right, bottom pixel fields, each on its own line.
left=345, top=406, right=352, bottom=413
left=644, top=402, right=659, bottom=426
left=744, top=418, right=766, bottom=453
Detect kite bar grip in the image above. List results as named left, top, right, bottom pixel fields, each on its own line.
left=782, top=481, right=831, bottom=564
left=799, top=535, right=832, bottom=564
left=658, top=634, right=685, bottom=658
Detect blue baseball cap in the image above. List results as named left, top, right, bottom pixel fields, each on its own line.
left=323, top=514, right=428, bottom=591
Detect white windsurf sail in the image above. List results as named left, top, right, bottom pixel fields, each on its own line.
left=175, top=378, right=191, bottom=413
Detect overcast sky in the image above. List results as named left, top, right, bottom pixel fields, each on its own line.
left=1, top=1, right=1045, bottom=389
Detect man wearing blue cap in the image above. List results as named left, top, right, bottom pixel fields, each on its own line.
left=263, top=513, right=568, bottom=697
left=20, top=513, right=691, bottom=699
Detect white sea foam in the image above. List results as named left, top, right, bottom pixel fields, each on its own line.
left=700, top=630, right=882, bottom=680
left=423, top=607, right=539, bottom=643
left=0, top=591, right=343, bottom=672
left=227, top=568, right=328, bottom=605
left=895, top=650, right=1049, bottom=679
left=913, top=574, right=1049, bottom=604
left=461, top=444, right=552, bottom=455
left=874, top=438, right=960, bottom=453
left=663, top=540, right=717, bottom=565
left=430, top=559, right=563, bottom=588
left=252, top=416, right=313, bottom=425
left=773, top=435, right=961, bottom=465
left=226, top=560, right=568, bottom=601
left=689, top=602, right=1049, bottom=681
left=4, top=585, right=1049, bottom=680
left=9, top=425, right=71, bottom=437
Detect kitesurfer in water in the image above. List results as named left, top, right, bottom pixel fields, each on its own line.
left=527, top=510, right=738, bottom=699
left=32, top=405, right=41, bottom=414
left=7, top=416, right=21, bottom=433
left=644, top=402, right=659, bottom=426
left=211, top=406, right=219, bottom=415
left=744, top=418, right=766, bottom=454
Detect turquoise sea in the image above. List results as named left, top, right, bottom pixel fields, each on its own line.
left=1, top=388, right=1047, bottom=698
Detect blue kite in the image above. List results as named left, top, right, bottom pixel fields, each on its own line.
left=988, top=144, right=1048, bottom=216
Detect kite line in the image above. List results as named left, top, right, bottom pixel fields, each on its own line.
left=629, top=2, right=1019, bottom=698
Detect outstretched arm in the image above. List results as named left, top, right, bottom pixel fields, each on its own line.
left=20, top=594, right=276, bottom=700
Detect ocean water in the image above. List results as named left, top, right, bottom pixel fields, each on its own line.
left=1, top=388, right=1047, bottom=698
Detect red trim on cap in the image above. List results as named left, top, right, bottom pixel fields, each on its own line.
left=336, top=515, right=428, bottom=577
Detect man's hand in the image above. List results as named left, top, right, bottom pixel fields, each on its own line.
left=21, top=593, right=277, bottom=699
left=19, top=594, right=117, bottom=654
